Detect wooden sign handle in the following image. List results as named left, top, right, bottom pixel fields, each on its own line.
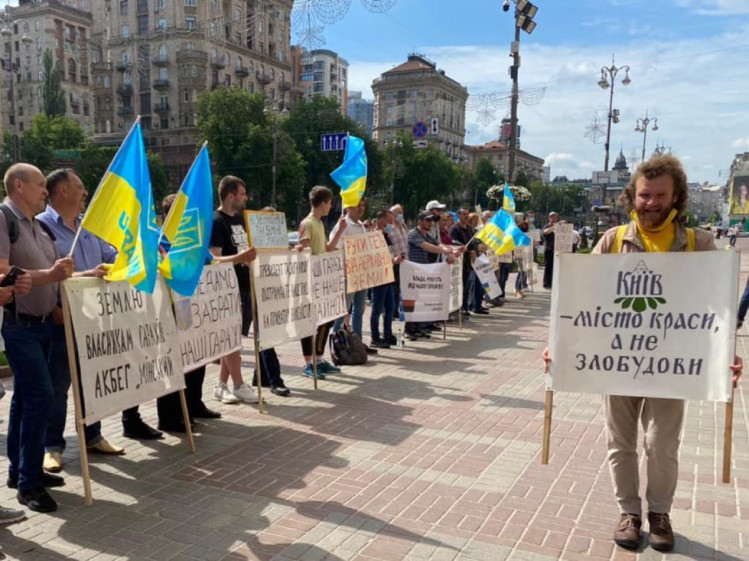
left=541, top=390, right=554, bottom=465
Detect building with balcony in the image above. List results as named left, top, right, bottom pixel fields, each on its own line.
left=464, top=140, right=544, bottom=181
left=0, top=0, right=94, bottom=138
left=347, top=91, right=373, bottom=136
left=88, top=0, right=293, bottom=184
left=294, top=47, right=348, bottom=113
left=372, top=53, right=467, bottom=161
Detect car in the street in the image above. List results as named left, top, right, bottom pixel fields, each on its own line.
left=288, top=231, right=299, bottom=248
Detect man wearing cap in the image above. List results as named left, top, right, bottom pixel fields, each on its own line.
left=425, top=200, right=446, bottom=241
left=405, top=211, right=463, bottom=340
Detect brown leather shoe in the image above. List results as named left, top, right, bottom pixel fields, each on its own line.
left=614, top=513, right=642, bottom=549
left=648, top=512, right=674, bottom=552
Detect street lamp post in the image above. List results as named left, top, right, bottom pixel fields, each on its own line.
left=264, top=100, right=289, bottom=208
left=635, top=111, right=658, bottom=163
left=1, top=15, right=32, bottom=163
left=387, top=136, right=402, bottom=205
left=597, top=54, right=631, bottom=204
left=504, top=0, right=539, bottom=183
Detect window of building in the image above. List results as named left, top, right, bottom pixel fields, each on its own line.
left=185, top=0, right=196, bottom=5
left=37, top=70, right=43, bottom=80
left=159, top=67, right=167, bottom=80
left=161, top=117, right=169, bottom=129
left=224, top=74, right=231, bottom=86
left=184, top=90, right=189, bottom=102
left=104, top=75, right=111, bottom=87
left=248, top=82, right=254, bottom=94
left=122, top=24, right=130, bottom=38
left=185, top=16, right=196, bottom=30
left=191, top=65, right=197, bottom=77
left=124, top=71, right=132, bottom=85
left=187, top=42, right=196, bottom=50
left=35, top=20, right=40, bottom=31
left=210, top=0, right=218, bottom=12
left=157, top=18, right=167, bottom=31
left=137, top=15, right=149, bottom=35
left=236, top=55, right=242, bottom=69
left=35, top=37, right=41, bottom=50
left=157, top=0, right=166, bottom=9
left=120, top=0, right=128, bottom=15
left=137, top=0, right=148, bottom=12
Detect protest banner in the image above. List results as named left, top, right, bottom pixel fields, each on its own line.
left=554, top=223, right=574, bottom=253
left=548, top=252, right=738, bottom=401
left=497, top=250, right=514, bottom=264
left=471, top=254, right=502, bottom=298
left=343, top=231, right=394, bottom=293
left=253, top=249, right=315, bottom=350
left=529, top=229, right=541, bottom=243
left=449, top=256, right=463, bottom=313
left=172, top=263, right=242, bottom=372
left=401, top=261, right=450, bottom=322
left=310, top=250, right=347, bottom=326
left=65, top=277, right=185, bottom=425
left=487, top=251, right=500, bottom=271
left=244, top=210, right=288, bottom=250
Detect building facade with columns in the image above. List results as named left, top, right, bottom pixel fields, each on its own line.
left=464, top=140, right=544, bottom=181
left=372, top=54, right=467, bottom=161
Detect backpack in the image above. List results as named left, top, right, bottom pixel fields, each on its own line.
left=0, top=203, right=56, bottom=243
left=329, top=328, right=368, bottom=366
left=609, top=224, right=695, bottom=253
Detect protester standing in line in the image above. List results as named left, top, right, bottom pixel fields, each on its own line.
left=541, top=211, right=560, bottom=289
left=297, top=186, right=346, bottom=379
left=209, top=176, right=262, bottom=405
left=543, top=154, right=742, bottom=552
left=36, top=168, right=131, bottom=472
left=449, top=208, right=475, bottom=317
left=389, top=204, right=409, bottom=321
left=370, top=209, right=401, bottom=349
left=0, top=164, right=74, bottom=513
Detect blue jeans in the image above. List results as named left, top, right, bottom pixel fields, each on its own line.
left=515, top=260, right=527, bottom=291
left=471, top=273, right=484, bottom=310
left=333, top=289, right=367, bottom=336
left=45, top=325, right=102, bottom=453
left=3, top=316, right=57, bottom=491
left=370, top=284, right=394, bottom=341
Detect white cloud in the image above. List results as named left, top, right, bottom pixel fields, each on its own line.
left=348, top=23, right=749, bottom=183
left=731, top=138, right=749, bottom=149
left=673, top=0, right=749, bottom=14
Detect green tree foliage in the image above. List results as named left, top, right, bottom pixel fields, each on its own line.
left=527, top=181, right=590, bottom=217
left=17, top=114, right=87, bottom=171
left=197, top=87, right=307, bottom=218
left=471, top=158, right=504, bottom=210
left=282, top=96, right=383, bottom=207
left=41, top=49, right=66, bottom=117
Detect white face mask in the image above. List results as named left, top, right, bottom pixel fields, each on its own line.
left=396, top=214, right=404, bottom=223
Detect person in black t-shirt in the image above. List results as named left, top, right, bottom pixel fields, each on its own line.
left=208, top=176, right=262, bottom=404
left=541, top=211, right=560, bottom=290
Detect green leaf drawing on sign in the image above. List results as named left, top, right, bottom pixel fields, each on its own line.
left=621, top=297, right=633, bottom=309
left=647, top=297, right=658, bottom=310
left=655, top=297, right=666, bottom=304
left=614, top=297, right=625, bottom=304
left=632, top=297, right=647, bottom=313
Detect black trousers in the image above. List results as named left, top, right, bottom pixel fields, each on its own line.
left=156, top=366, right=207, bottom=424
left=301, top=321, right=333, bottom=359
left=543, top=250, right=554, bottom=289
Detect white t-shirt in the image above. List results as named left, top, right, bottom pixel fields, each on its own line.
left=329, top=215, right=367, bottom=249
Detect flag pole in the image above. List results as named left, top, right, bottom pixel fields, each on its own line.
left=157, top=141, right=208, bottom=249
left=68, top=116, right=142, bottom=258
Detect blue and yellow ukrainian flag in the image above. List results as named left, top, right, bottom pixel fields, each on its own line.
left=503, top=183, right=516, bottom=213
left=80, top=121, right=159, bottom=293
left=158, top=143, right=213, bottom=296
left=476, top=209, right=531, bottom=256
left=330, top=135, right=367, bottom=208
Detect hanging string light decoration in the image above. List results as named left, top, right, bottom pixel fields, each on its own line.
left=292, top=0, right=397, bottom=49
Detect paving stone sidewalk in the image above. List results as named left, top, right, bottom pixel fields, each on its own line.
left=0, top=245, right=747, bottom=561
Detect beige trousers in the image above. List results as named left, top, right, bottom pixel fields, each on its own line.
left=604, top=395, right=685, bottom=515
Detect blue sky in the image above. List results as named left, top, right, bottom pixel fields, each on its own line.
left=302, top=0, right=749, bottom=184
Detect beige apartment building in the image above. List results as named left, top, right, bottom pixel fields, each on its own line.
left=0, top=0, right=94, bottom=139
left=88, top=0, right=293, bottom=182
left=372, top=54, right=467, bottom=161
left=464, top=140, right=544, bottom=181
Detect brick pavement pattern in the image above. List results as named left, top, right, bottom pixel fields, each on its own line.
left=0, top=240, right=747, bottom=560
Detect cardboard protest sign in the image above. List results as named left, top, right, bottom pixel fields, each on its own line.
left=529, top=229, right=541, bottom=243
left=497, top=250, right=513, bottom=264
left=65, top=278, right=184, bottom=424
left=343, top=231, right=394, bottom=293
left=244, top=210, right=288, bottom=250
left=172, top=263, right=242, bottom=372
left=401, top=261, right=451, bottom=322
left=488, top=251, right=500, bottom=271
left=549, top=252, right=738, bottom=402
left=449, top=256, right=463, bottom=312
left=253, top=249, right=315, bottom=349
left=471, top=254, right=502, bottom=298
left=310, top=250, right=347, bottom=326
left=554, top=223, right=574, bottom=253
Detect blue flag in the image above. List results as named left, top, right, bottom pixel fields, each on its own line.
left=158, top=143, right=214, bottom=296
left=503, top=183, right=516, bottom=213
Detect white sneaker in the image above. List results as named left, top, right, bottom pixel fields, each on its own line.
left=233, top=383, right=259, bottom=404
left=213, top=383, right=239, bottom=404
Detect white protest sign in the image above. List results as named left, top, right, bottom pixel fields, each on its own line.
left=488, top=251, right=500, bottom=271
left=471, top=254, right=502, bottom=298
left=529, top=229, right=541, bottom=243
left=310, top=250, right=347, bottom=326
left=244, top=211, right=288, bottom=250
left=554, top=223, right=574, bottom=253
left=253, top=249, right=315, bottom=349
left=65, top=278, right=184, bottom=424
left=343, top=231, right=395, bottom=293
left=449, top=256, right=463, bottom=312
left=401, top=261, right=450, bottom=322
left=497, top=250, right=513, bottom=264
left=172, top=263, right=242, bottom=372
left=549, top=252, right=738, bottom=402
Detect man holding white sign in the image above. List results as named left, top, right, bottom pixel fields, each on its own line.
left=543, top=155, right=742, bottom=553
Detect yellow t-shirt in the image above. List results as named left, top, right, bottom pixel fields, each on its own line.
left=301, top=214, right=326, bottom=256
left=637, top=222, right=675, bottom=253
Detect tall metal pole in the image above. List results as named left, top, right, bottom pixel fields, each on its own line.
left=603, top=81, right=615, bottom=173
left=507, top=18, right=521, bottom=183
left=641, top=126, right=647, bottom=163
left=389, top=144, right=396, bottom=205
left=271, top=126, right=277, bottom=207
